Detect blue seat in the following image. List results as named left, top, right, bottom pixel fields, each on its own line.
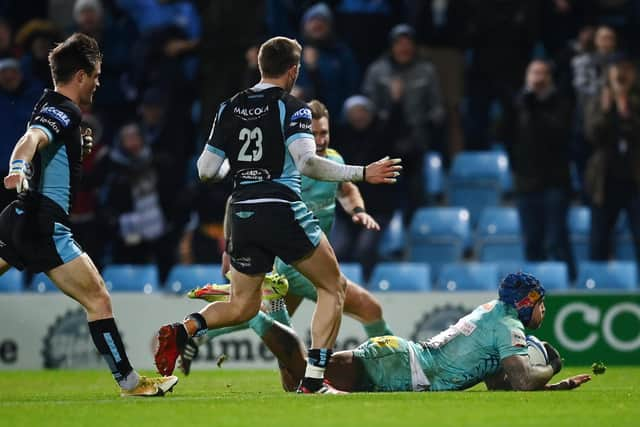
left=340, top=263, right=364, bottom=285
left=377, top=210, right=405, bottom=260
left=369, top=262, right=431, bottom=291
left=576, top=261, right=637, bottom=290
left=423, top=152, right=444, bottom=201
left=476, top=207, right=524, bottom=262
left=102, top=265, right=159, bottom=293
left=447, top=151, right=510, bottom=224
left=569, top=206, right=590, bottom=262
left=407, top=207, right=470, bottom=278
left=0, top=268, right=23, bottom=292
left=615, top=213, right=636, bottom=261
left=165, top=264, right=225, bottom=294
left=437, top=263, right=499, bottom=291
left=30, top=273, right=59, bottom=292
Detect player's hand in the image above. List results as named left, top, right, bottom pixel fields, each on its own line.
left=556, top=374, right=592, bottom=390
left=364, top=157, right=402, bottom=184
left=352, top=212, right=380, bottom=230
left=3, top=173, right=28, bottom=192
left=543, top=341, right=563, bottom=374
left=81, top=127, right=93, bottom=159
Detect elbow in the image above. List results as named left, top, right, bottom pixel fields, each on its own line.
left=196, top=158, right=215, bottom=181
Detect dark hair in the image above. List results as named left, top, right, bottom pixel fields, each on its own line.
left=258, top=36, right=301, bottom=78
left=48, top=32, right=102, bottom=84
left=308, top=99, right=329, bottom=120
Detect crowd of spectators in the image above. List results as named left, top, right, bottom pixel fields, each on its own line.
left=2, top=0, right=640, bottom=284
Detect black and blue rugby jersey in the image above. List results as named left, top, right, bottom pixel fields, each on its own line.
left=206, top=85, right=313, bottom=201
left=26, top=89, right=83, bottom=215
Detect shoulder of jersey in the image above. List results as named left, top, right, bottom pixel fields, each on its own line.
left=37, top=97, right=81, bottom=127
left=325, top=148, right=344, bottom=163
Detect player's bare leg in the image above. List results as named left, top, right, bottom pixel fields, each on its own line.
left=293, top=235, right=346, bottom=349
left=292, top=234, right=347, bottom=393
left=155, top=268, right=264, bottom=376
left=47, top=254, right=178, bottom=396
left=342, top=280, right=385, bottom=325
left=47, top=254, right=113, bottom=320
left=263, top=320, right=362, bottom=392
left=197, top=268, right=264, bottom=327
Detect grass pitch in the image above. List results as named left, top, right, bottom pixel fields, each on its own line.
left=0, top=367, right=638, bottom=427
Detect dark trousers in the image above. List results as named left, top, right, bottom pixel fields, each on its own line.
left=590, top=183, right=640, bottom=265
left=331, top=212, right=393, bottom=282
left=516, top=188, right=576, bottom=280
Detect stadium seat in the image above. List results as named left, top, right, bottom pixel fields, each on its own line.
left=369, top=262, right=431, bottom=291
left=165, top=264, right=225, bottom=294
left=476, top=207, right=524, bottom=262
left=340, top=263, right=364, bottom=285
left=407, top=207, right=470, bottom=278
left=30, top=273, right=58, bottom=292
left=522, top=262, right=570, bottom=291
left=615, top=213, right=636, bottom=261
left=0, top=268, right=23, bottom=292
left=102, top=265, right=159, bottom=293
left=576, top=261, right=637, bottom=290
left=447, top=151, right=510, bottom=224
left=377, top=210, right=405, bottom=260
left=437, top=263, right=499, bottom=291
left=569, top=206, right=590, bottom=262
left=423, top=152, right=444, bottom=202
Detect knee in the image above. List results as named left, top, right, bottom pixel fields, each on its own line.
left=85, top=284, right=113, bottom=318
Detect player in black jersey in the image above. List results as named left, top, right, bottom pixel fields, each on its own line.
left=154, top=36, right=401, bottom=393
left=0, top=33, right=178, bottom=397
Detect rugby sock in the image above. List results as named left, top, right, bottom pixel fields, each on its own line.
left=363, top=319, right=393, bottom=338
left=88, top=318, right=135, bottom=388
left=265, top=298, right=291, bottom=327
left=248, top=312, right=274, bottom=338
left=183, top=312, right=208, bottom=338
left=302, top=348, right=332, bottom=391
left=205, top=322, right=250, bottom=340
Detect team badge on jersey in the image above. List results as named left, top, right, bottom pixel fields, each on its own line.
left=291, top=107, right=312, bottom=121
left=41, top=106, right=71, bottom=127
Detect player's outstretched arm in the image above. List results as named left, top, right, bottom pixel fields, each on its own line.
left=337, top=182, right=380, bottom=230
left=289, top=137, right=402, bottom=183
left=4, top=127, right=49, bottom=192
left=501, top=355, right=555, bottom=391
left=544, top=374, right=592, bottom=390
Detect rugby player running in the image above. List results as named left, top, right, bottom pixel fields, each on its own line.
left=0, top=33, right=178, bottom=397
left=179, top=99, right=394, bottom=374
left=154, top=36, right=401, bottom=393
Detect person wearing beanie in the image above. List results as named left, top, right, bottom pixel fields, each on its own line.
left=363, top=23, right=445, bottom=221
left=296, top=2, right=360, bottom=117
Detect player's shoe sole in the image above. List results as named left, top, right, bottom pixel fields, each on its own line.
left=187, top=272, right=289, bottom=303
left=120, top=375, right=179, bottom=397
left=154, top=324, right=183, bottom=376
left=187, top=284, right=230, bottom=302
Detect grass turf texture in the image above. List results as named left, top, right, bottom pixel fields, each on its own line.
left=0, top=367, right=638, bottom=427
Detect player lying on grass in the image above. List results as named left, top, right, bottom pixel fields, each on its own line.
left=179, top=100, right=393, bottom=374
left=237, top=272, right=592, bottom=392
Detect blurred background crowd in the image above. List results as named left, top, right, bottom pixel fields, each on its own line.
left=2, top=0, right=640, bottom=288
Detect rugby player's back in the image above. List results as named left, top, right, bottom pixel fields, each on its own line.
left=207, top=85, right=314, bottom=201
left=420, top=300, right=528, bottom=391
